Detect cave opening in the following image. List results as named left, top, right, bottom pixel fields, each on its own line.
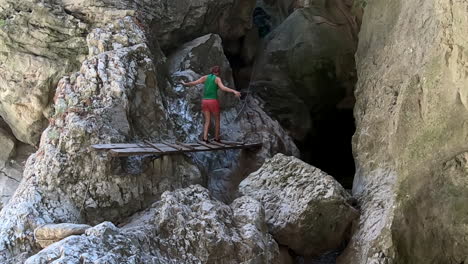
left=222, top=48, right=357, bottom=190
left=299, top=106, right=356, bottom=189
left=220, top=5, right=358, bottom=190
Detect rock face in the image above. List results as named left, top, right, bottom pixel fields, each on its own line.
left=251, top=2, right=358, bottom=141
left=146, top=0, right=257, bottom=50
left=0, top=0, right=256, bottom=146
left=0, top=143, right=34, bottom=212
left=0, top=17, right=202, bottom=263
left=239, top=154, right=359, bottom=256
left=62, top=0, right=256, bottom=50
left=0, top=0, right=88, bottom=145
left=339, top=0, right=468, bottom=263
left=166, top=33, right=299, bottom=201
left=25, top=186, right=279, bottom=264
left=0, top=127, right=15, bottom=167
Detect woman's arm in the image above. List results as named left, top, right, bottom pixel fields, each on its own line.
left=215, top=78, right=241, bottom=97
left=181, top=76, right=207, bottom=86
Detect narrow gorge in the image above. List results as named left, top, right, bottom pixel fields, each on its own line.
left=0, top=0, right=467, bottom=263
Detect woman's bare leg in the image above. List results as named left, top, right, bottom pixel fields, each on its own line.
left=214, top=111, right=221, bottom=141
left=203, top=110, right=211, bottom=141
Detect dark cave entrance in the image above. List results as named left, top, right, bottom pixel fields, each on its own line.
left=299, top=107, right=356, bottom=190
left=221, top=7, right=357, bottom=190
left=222, top=47, right=357, bottom=190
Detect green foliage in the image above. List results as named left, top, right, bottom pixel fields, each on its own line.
left=0, top=19, right=5, bottom=27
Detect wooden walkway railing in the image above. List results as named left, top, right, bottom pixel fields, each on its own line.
left=91, top=140, right=262, bottom=157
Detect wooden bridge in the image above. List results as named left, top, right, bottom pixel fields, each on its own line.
left=91, top=140, right=262, bottom=157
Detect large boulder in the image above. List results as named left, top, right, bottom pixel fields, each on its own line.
left=25, top=186, right=279, bottom=264
left=339, top=0, right=468, bottom=263
left=239, top=154, right=359, bottom=256
left=0, top=17, right=202, bottom=263
left=0, top=0, right=88, bottom=145
left=165, top=33, right=299, bottom=201
left=251, top=2, right=358, bottom=141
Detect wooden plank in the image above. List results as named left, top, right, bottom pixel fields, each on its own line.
left=100, top=141, right=263, bottom=157
left=209, top=141, right=230, bottom=148
left=110, top=148, right=159, bottom=157
left=92, top=143, right=140, bottom=150
left=196, top=139, right=217, bottom=149
left=219, top=140, right=244, bottom=146
left=110, top=147, right=180, bottom=157
left=162, top=141, right=191, bottom=151
left=144, top=141, right=163, bottom=152
left=176, top=141, right=195, bottom=150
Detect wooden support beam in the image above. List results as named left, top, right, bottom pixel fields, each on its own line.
left=196, top=139, right=216, bottom=149
left=176, top=141, right=195, bottom=150
left=209, top=141, right=229, bottom=148
left=162, top=140, right=190, bottom=151
left=144, top=141, right=162, bottom=152
left=219, top=140, right=244, bottom=146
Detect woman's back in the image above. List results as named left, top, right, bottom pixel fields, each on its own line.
left=203, top=74, right=218, bottom=99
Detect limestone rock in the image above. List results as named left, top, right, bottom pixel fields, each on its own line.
left=34, top=223, right=91, bottom=249
left=62, top=0, right=256, bottom=50
left=0, top=0, right=88, bottom=145
left=251, top=3, right=358, bottom=141
left=339, top=0, right=468, bottom=263
left=239, top=154, right=358, bottom=256
left=166, top=33, right=299, bottom=201
left=147, top=0, right=256, bottom=50
left=0, top=124, right=34, bottom=211
left=0, top=17, right=201, bottom=263
left=0, top=127, right=15, bottom=167
left=0, top=0, right=257, bottom=145
left=26, top=186, right=279, bottom=264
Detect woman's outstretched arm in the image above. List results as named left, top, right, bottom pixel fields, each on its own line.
left=181, top=76, right=207, bottom=86
left=215, top=77, right=241, bottom=97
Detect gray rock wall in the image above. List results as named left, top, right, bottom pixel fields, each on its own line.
left=0, top=17, right=203, bottom=263
left=339, top=0, right=468, bottom=263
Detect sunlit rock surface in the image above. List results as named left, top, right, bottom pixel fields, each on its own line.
left=0, top=18, right=202, bottom=263
left=26, top=186, right=279, bottom=264
left=240, top=154, right=359, bottom=257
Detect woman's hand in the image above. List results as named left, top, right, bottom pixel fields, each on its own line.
left=233, top=91, right=241, bottom=98
left=181, top=81, right=188, bottom=86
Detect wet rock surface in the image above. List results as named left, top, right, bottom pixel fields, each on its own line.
left=165, top=33, right=299, bottom=201
left=239, top=154, right=358, bottom=257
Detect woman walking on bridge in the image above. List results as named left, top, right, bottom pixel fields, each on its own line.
left=182, top=66, right=241, bottom=142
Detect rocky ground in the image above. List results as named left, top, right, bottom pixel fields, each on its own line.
left=0, top=0, right=467, bottom=263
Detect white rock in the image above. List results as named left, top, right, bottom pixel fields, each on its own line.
left=239, top=153, right=359, bottom=256
left=26, top=186, right=279, bottom=264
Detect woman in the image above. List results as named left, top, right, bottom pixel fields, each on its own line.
left=182, top=66, right=241, bottom=142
